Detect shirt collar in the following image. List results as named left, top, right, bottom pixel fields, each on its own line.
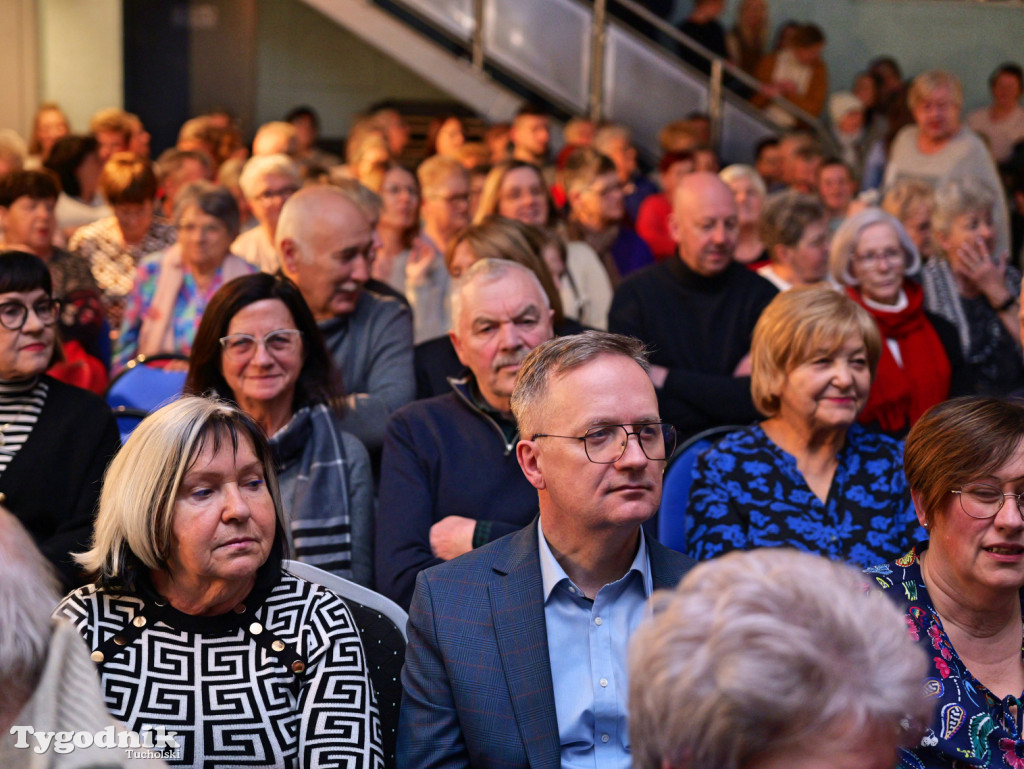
left=537, top=518, right=652, bottom=603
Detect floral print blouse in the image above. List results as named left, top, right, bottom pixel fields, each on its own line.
left=871, top=544, right=1024, bottom=768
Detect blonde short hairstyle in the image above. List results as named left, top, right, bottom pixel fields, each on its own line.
left=829, top=207, right=921, bottom=286
left=907, top=70, right=963, bottom=111
left=719, top=164, right=766, bottom=199
left=89, top=107, right=133, bottom=142
left=932, top=177, right=995, bottom=239
left=881, top=179, right=934, bottom=223
left=628, top=549, right=932, bottom=769
left=76, top=397, right=286, bottom=584
left=751, top=286, right=881, bottom=417
left=417, top=154, right=468, bottom=197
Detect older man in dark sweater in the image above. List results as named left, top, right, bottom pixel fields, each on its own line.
left=609, top=172, right=777, bottom=439
left=375, top=259, right=554, bottom=609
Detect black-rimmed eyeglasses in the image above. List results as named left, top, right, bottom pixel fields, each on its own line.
left=951, top=483, right=1024, bottom=520
left=532, top=422, right=677, bottom=464
left=0, top=298, right=60, bottom=331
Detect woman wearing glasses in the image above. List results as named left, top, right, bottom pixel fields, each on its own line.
left=113, top=181, right=254, bottom=372
left=186, top=272, right=373, bottom=586
left=682, top=285, right=922, bottom=566
left=0, top=250, right=118, bottom=590
left=830, top=207, right=970, bottom=436
left=872, top=397, right=1024, bottom=768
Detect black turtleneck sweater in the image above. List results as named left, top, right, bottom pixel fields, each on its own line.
left=609, top=257, right=778, bottom=439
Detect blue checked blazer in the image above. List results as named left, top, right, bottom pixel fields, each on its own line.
left=396, top=518, right=694, bottom=769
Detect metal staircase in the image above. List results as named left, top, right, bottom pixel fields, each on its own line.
left=301, top=0, right=836, bottom=163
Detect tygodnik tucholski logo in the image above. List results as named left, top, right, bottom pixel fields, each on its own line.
left=9, top=724, right=182, bottom=760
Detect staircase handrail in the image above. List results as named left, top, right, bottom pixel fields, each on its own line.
left=608, top=0, right=838, bottom=152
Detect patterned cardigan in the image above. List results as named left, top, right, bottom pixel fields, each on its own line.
left=56, top=569, right=384, bottom=769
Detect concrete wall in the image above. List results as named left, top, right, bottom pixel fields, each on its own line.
left=255, top=0, right=450, bottom=138
left=38, top=0, right=122, bottom=133
left=0, top=0, right=38, bottom=139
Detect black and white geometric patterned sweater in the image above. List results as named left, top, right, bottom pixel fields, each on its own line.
left=56, top=570, right=385, bottom=769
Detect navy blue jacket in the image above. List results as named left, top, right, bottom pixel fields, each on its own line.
left=375, top=378, right=539, bottom=609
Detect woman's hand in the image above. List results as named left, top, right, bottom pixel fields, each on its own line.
left=405, top=238, right=438, bottom=287
left=954, top=236, right=1009, bottom=304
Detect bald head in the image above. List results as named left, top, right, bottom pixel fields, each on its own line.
left=277, top=186, right=374, bottom=319
left=669, top=172, right=738, bottom=277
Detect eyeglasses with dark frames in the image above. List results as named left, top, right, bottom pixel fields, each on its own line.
left=951, top=483, right=1024, bottom=520
left=0, top=298, right=61, bottom=331
left=532, top=422, right=677, bottom=464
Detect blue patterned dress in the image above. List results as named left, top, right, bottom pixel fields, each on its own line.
left=871, top=544, right=1024, bottom=769
left=683, top=423, right=922, bottom=566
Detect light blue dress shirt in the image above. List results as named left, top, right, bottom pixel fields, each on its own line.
left=537, top=520, right=653, bottom=769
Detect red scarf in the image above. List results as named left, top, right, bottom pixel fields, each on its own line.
left=849, top=282, right=951, bottom=434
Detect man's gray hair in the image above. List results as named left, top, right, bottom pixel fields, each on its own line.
left=0, top=508, right=60, bottom=705
left=510, top=331, right=649, bottom=436
left=450, top=258, right=550, bottom=333
left=238, top=153, right=300, bottom=201
left=628, top=548, right=932, bottom=769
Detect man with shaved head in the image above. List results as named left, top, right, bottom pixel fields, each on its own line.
left=277, top=185, right=414, bottom=452
left=609, top=172, right=777, bottom=438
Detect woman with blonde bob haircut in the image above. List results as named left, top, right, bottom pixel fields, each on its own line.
left=629, top=548, right=932, bottom=769
left=76, top=396, right=287, bottom=582
left=681, top=285, right=921, bottom=566
left=58, top=396, right=384, bottom=769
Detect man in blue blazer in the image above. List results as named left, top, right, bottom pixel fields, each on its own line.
left=397, top=331, right=696, bottom=769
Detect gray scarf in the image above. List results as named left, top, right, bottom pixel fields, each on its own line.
left=270, top=404, right=355, bottom=579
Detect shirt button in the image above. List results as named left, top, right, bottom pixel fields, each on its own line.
left=600, top=678, right=608, bottom=687
left=568, top=586, right=577, bottom=594
left=594, top=617, right=603, bottom=626
left=830, top=535, right=838, bottom=542
left=601, top=734, right=610, bottom=743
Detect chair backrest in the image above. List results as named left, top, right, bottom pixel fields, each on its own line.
left=105, top=353, right=189, bottom=413
left=112, top=406, right=149, bottom=444
left=658, top=425, right=745, bottom=554
left=282, top=560, right=407, bottom=769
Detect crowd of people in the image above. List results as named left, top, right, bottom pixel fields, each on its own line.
left=1, top=14, right=1024, bottom=767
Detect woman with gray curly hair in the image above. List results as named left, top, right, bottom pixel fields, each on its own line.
left=629, top=548, right=931, bottom=769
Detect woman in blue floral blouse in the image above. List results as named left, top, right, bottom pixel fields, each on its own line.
left=682, top=285, right=922, bottom=566
left=872, top=396, right=1024, bottom=768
